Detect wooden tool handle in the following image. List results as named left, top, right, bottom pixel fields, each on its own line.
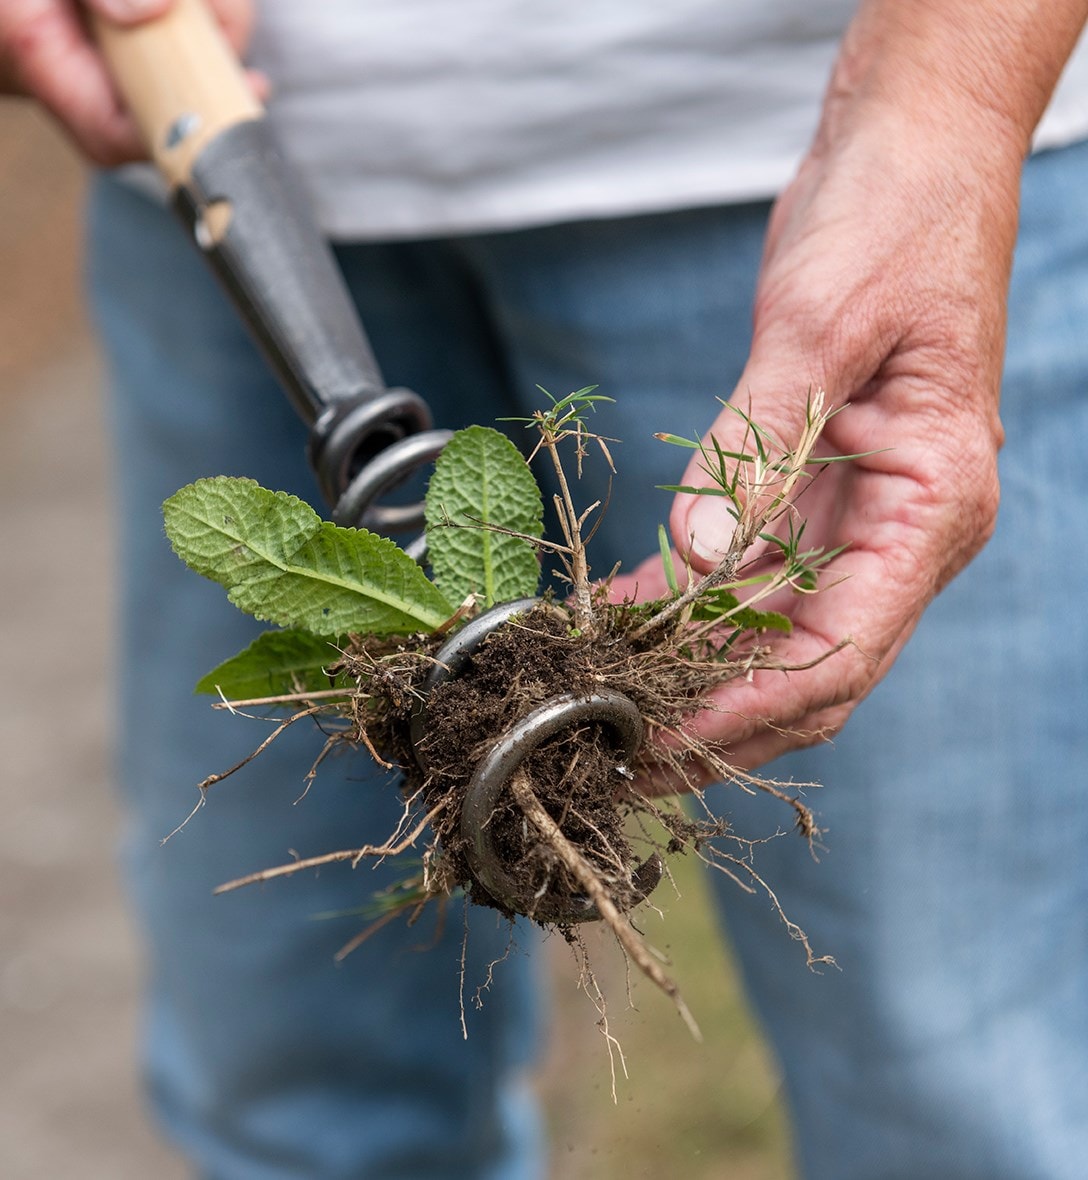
left=94, top=0, right=262, bottom=188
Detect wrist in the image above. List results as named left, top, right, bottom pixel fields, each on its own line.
left=821, top=0, right=1088, bottom=163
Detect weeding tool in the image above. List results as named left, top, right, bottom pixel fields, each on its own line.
left=412, top=598, right=664, bottom=923
left=96, top=0, right=662, bottom=923
left=94, top=0, right=450, bottom=544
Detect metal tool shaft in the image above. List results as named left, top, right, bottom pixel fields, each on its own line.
left=96, top=1, right=448, bottom=538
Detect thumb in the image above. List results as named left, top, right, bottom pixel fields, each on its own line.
left=88, top=0, right=172, bottom=21
left=680, top=487, right=753, bottom=575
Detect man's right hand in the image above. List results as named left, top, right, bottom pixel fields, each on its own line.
left=0, top=0, right=256, bottom=165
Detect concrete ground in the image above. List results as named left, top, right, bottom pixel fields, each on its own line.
left=0, top=104, right=787, bottom=1180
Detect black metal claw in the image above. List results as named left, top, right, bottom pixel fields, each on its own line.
left=310, top=390, right=452, bottom=540
left=329, top=427, right=453, bottom=536
left=461, top=690, right=663, bottom=924
left=409, top=596, right=544, bottom=756
left=411, top=598, right=662, bottom=924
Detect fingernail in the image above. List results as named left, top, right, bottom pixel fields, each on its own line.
left=96, top=0, right=166, bottom=22
left=686, top=496, right=737, bottom=567
left=687, top=496, right=770, bottom=569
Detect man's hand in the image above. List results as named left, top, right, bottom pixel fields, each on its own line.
left=624, top=0, right=1088, bottom=776
left=0, top=0, right=256, bottom=165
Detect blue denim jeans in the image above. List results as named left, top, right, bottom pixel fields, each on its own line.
left=87, top=137, right=1088, bottom=1179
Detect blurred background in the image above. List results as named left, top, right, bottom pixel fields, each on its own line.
left=0, top=102, right=790, bottom=1179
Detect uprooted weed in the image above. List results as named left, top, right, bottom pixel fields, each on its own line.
left=209, top=589, right=836, bottom=1052
left=195, top=390, right=852, bottom=1056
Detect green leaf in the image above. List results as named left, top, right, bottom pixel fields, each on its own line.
left=731, top=607, right=793, bottom=634
left=164, top=477, right=453, bottom=637
left=425, top=425, right=543, bottom=606
left=658, top=524, right=679, bottom=595
left=657, top=484, right=735, bottom=497
left=653, top=432, right=701, bottom=449
left=690, top=588, right=793, bottom=634
left=195, top=629, right=343, bottom=698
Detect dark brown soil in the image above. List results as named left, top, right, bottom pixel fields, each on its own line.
left=389, top=608, right=643, bottom=920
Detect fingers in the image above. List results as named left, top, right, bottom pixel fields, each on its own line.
left=1, top=0, right=259, bottom=165
left=606, top=550, right=679, bottom=605
left=667, top=300, right=891, bottom=579
left=635, top=615, right=902, bottom=796
left=668, top=391, right=818, bottom=576
left=203, top=0, right=254, bottom=56
left=654, top=426, right=948, bottom=779
left=685, top=607, right=900, bottom=755
left=0, top=2, right=139, bottom=163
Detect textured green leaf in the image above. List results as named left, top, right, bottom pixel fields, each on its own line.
left=425, top=426, right=542, bottom=606
left=195, top=629, right=343, bottom=698
left=164, top=477, right=452, bottom=636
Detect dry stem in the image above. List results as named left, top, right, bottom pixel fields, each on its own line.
left=213, top=800, right=446, bottom=894
left=634, top=390, right=832, bottom=641
left=508, top=768, right=702, bottom=1041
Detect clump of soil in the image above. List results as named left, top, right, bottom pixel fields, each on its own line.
left=382, top=605, right=655, bottom=919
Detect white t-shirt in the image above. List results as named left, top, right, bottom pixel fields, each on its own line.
left=245, top=1, right=1088, bottom=240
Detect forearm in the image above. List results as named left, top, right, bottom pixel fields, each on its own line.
left=748, top=1, right=1088, bottom=401
left=827, top=0, right=1088, bottom=155
left=665, top=3, right=1088, bottom=767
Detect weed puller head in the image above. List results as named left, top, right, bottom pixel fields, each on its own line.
left=411, top=600, right=664, bottom=924
left=99, top=1, right=661, bottom=925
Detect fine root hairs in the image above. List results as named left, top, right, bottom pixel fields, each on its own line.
left=565, top=929, right=631, bottom=1103
left=161, top=703, right=337, bottom=845
left=213, top=800, right=447, bottom=895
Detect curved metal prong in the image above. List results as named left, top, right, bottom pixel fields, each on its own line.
left=461, top=690, right=662, bottom=924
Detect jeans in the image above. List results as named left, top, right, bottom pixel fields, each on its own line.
left=86, top=136, right=1088, bottom=1178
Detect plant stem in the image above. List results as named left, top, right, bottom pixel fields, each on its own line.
left=544, top=429, right=595, bottom=632
left=631, top=553, right=742, bottom=640
left=636, top=392, right=833, bottom=640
